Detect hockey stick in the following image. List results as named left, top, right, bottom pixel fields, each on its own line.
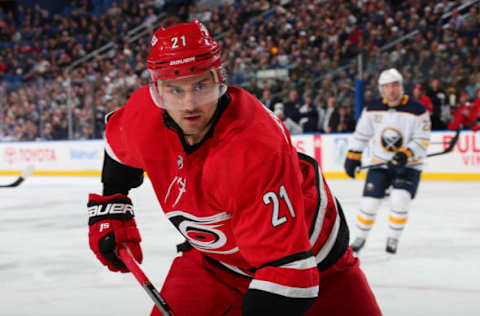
left=116, top=245, right=176, bottom=316
left=357, top=127, right=461, bottom=171
left=0, top=164, right=35, bottom=188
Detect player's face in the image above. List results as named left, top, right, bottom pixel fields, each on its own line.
left=413, top=88, right=421, bottom=98
left=381, top=81, right=402, bottom=105
left=164, top=72, right=220, bottom=144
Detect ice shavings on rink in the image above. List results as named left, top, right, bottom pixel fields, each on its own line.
left=1, top=176, right=479, bottom=316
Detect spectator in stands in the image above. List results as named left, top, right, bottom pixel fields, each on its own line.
left=41, top=122, right=53, bottom=140
left=463, top=6, right=479, bottom=34
left=283, top=88, right=302, bottom=123
left=273, top=102, right=302, bottom=134
left=327, top=103, right=355, bottom=133
left=448, top=91, right=480, bottom=131
left=412, top=84, right=433, bottom=113
left=426, top=78, right=448, bottom=130
left=298, top=93, right=319, bottom=132
left=464, top=73, right=479, bottom=99
left=322, top=96, right=337, bottom=133
left=314, top=93, right=326, bottom=133
left=51, top=114, right=68, bottom=139
left=447, top=9, right=465, bottom=31
left=259, top=87, right=274, bottom=110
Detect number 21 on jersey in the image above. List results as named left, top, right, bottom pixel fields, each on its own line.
left=171, top=35, right=186, bottom=48
left=263, top=185, right=296, bottom=227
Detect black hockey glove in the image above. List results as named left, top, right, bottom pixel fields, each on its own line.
left=388, top=148, right=412, bottom=169
left=344, top=150, right=362, bottom=178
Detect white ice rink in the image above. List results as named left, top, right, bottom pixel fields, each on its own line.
left=1, top=176, right=479, bottom=316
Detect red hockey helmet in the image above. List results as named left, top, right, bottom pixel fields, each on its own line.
left=146, top=20, right=225, bottom=109
left=147, top=20, right=222, bottom=81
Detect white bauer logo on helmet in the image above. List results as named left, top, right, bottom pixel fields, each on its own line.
left=378, top=68, right=404, bottom=97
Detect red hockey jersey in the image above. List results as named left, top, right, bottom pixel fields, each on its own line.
left=104, top=86, right=348, bottom=299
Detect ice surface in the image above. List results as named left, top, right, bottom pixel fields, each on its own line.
left=1, top=176, right=479, bottom=315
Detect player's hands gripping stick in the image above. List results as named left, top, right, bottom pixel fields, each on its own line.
left=387, top=148, right=412, bottom=169
left=87, top=193, right=143, bottom=272
left=344, top=150, right=362, bottom=178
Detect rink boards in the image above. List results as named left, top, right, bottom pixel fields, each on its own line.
left=0, top=131, right=479, bottom=180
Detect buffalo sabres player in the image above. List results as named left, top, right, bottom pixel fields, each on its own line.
left=344, top=68, right=431, bottom=254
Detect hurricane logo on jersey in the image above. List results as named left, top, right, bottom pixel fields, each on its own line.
left=166, top=211, right=238, bottom=254
left=381, top=127, right=403, bottom=153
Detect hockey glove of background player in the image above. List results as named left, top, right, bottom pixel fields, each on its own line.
left=388, top=148, right=412, bottom=169
left=344, top=150, right=362, bottom=178
left=88, top=193, right=142, bottom=272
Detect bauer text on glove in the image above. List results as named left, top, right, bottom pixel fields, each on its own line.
left=87, top=193, right=143, bottom=272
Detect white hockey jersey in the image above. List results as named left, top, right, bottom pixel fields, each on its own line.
left=349, top=95, right=431, bottom=170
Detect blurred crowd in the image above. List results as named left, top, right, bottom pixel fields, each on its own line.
left=0, top=0, right=479, bottom=140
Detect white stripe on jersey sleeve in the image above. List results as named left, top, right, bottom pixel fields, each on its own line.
left=309, top=169, right=328, bottom=246
left=249, top=279, right=319, bottom=298
left=315, top=209, right=340, bottom=264
left=280, top=257, right=317, bottom=270
left=105, top=140, right=124, bottom=164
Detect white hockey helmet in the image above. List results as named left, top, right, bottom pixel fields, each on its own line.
left=378, top=68, right=404, bottom=97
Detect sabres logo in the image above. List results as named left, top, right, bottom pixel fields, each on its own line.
left=381, top=127, right=403, bottom=153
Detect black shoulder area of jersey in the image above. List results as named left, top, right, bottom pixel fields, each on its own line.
left=365, top=96, right=427, bottom=115
left=396, top=96, right=427, bottom=115
left=365, top=98, right=389, bottom=112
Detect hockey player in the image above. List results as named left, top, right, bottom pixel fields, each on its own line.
left=344, top=68, right=431, bottom=254
left=87, top=21, right=381, bottom=315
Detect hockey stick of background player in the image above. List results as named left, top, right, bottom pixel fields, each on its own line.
left=0, top=164, right=35, bottom=188
left=116, top=245, right=176, bottom=316
left=357, top=127, right=461, bottom=171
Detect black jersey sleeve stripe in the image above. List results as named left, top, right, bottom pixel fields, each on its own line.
left=102, top=151, right=144, bottom=195
left=255, top=250, right=314, bottom=271
left=242, top=289, right=316, bottom=316
left=202, top=255, right=254, bottom=278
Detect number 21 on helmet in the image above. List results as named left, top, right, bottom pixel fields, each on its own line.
left=146, top=20, right=227, bottom=110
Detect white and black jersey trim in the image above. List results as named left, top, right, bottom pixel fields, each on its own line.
left=202, top=250, right=316, bottom=279
left=297, top=152, right=349, bottom=271
left=316, top=199, right=349, bottom=271
left=249, top=279, right=319, bottom=298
